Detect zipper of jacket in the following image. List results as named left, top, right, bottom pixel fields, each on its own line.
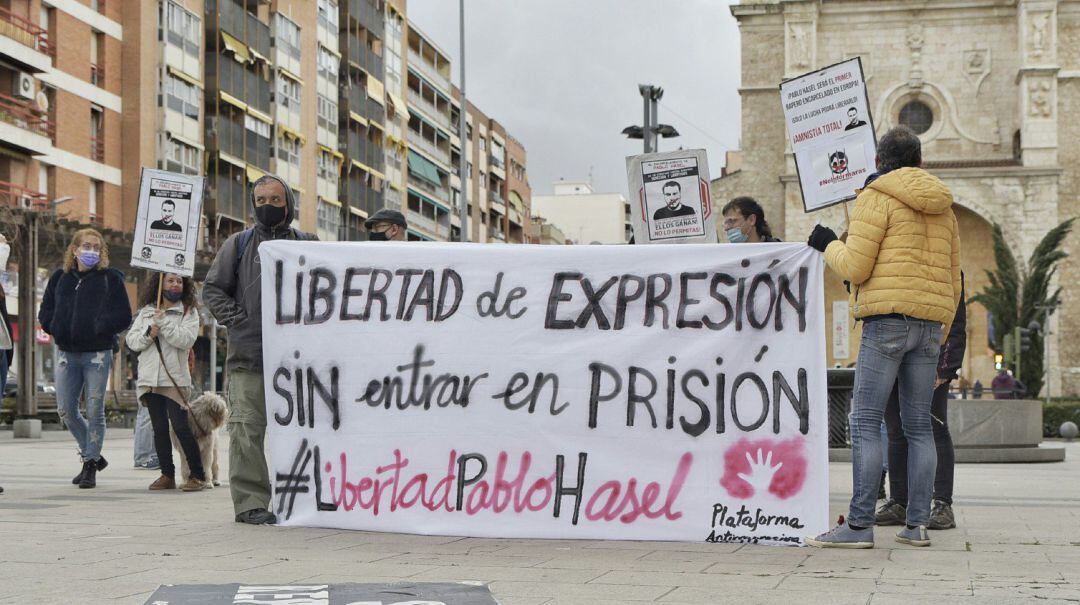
left=70, top=272, right=90, bottom=342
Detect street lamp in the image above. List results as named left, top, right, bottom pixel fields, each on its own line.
left=622, top=84, right=680, bottom=153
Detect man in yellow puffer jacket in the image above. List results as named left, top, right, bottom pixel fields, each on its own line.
left=805, top=126, right=961, bottom=549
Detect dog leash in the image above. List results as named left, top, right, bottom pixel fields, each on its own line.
left=151, top=324, right=211, bottom=439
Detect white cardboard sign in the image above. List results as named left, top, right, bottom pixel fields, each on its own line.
left=626, top=149, right=718, bottom=244
left=780, top=58, right=877, bottom=213
left=131, top=168, right=204, bottom=277
left=260, top=241, right=829, bottom=545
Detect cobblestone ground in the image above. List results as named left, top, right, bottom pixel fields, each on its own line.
left=1, top=429, right=1078, bottom=604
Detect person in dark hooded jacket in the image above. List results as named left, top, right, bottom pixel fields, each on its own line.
left=203, top=175, right=317, bottom=525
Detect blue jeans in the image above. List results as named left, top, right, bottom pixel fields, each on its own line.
left=133, top=405, right=158, bottom=466
left=849, top=317, right=941, bottom=527
left=56, top=350, right=113, bottom=462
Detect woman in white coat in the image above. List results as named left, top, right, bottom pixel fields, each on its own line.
left=125, top=272, right=206, bottom=491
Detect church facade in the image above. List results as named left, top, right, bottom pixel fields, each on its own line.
left=713, top=0, right=1080, bottom=395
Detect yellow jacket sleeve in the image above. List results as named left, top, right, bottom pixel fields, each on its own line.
left=823, top=194, right=888, bottom=285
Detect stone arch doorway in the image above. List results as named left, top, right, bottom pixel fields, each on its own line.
left=953, top=204, right=996, bottom=388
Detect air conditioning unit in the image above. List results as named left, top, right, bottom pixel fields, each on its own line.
left=13, top=72, right=34, bottom=101
left=18, top=195, right=34, bottom=209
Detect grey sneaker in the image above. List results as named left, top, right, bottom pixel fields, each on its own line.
left=928, top=500, right=955, bottom=530
left=806, top=523, right=874, bottom=548
left=895, top=525, right=931, bottom=547
left=875, top=499, right=906, bottom=526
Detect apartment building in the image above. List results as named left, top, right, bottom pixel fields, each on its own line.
left=0, top=0, right=122, bottom=228
left=1, top=0, right=530, bottom=251
left=531, top=181, right=631, bottom=245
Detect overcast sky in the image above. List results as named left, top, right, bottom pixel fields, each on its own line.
left=405, top=1, right=742, bottom=198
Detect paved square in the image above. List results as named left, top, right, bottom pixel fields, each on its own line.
left=1, top=429, right=1077, bottom=604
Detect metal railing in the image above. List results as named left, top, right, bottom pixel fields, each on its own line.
left=407, top=49, right=450, bottom=93
left=409, top=175, right=449, bottom=204
left=406, top=89, right=452, bottom=131
left=0, top=92, right=53, bottom=139
left=0, top=6, right=53, bottom=57
left=409, top=134, right=450, bottom=167
left=0, top=180, right=47, bottom=209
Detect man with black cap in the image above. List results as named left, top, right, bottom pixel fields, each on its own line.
left=364, top=208, right=408, bottom=241
left=203, top=174, right=317, bottom=525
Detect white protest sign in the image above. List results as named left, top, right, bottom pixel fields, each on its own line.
left=131, top=168, right=204, bottom=277
left=780, top=58, right=876, bottom=213
left=627, top=149, right=718, bottom=244
left=261, top=242, right=829, bottom=545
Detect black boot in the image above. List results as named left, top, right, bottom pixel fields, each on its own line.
left=78, top=460, right=97, bottom=489
left=72, top=456, right=107, bottom=485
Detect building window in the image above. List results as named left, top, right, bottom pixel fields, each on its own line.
left=317, top=0, right=338, bottom=31
left=899, top=100, right=933, bottom=135
left=276, top=73, right=301, bottom=115
left=165, top=138, right=200, bottom=175
left=317, top=150, right=339, bottom=185
left=317, top=199, right=340, bottom=240
left=317, top=93, right=338, bottom=131
left=317, top=44, right=339, bottom=85
left=244, top=114, right=271, bottom=138
left=274, top=14, right=301, bottom=60
left=164, top=74, right=201, bottom=119
left=164, top=1, right=201, bottom=58
left=277, top=134, right=300, bottom=167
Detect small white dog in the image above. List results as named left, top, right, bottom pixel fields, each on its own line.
left=171, top=392, right=228, bottom=487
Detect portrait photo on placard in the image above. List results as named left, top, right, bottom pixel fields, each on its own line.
left=642, top=158, right=705, bottom=241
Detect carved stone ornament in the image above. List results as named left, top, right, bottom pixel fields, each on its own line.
left=962, top=46, right=991, bottom=92
left=1029, top=11, right=1050, bottom=58
left=907, top=23, right=925, bottom=87
left=1028, top=80, right=1052, bottom=118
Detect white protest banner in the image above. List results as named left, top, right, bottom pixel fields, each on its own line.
left=131, top=168, right=204, bottom=277
left=261, top=242, right=829, bottom=545
left=626, top=149, right=718, bottom=244
left=780, top=57, right=876, bottom=213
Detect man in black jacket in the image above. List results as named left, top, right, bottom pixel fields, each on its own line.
left=876, top=275, right=967, bottom=530
left=203, top=175, right=317, bottom=525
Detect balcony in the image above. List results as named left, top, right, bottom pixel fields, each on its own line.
left=348, top=0, right=384, bottom=36
left=0, top=6, right=54, bottom=67
left=409, top=134, right=450, bottom=167
left=0, top=179, right=47, bottom=210
left=0, top=91, right=53, bottom=140
left=408, top=176, right=449, bottom=205
left=407, top=209, right=450, bottom=240
left=406, top=89, right=452, bottom=132
left=90, top=134, right=104, bottom=162
left=407, top=49, right=450, bottom=94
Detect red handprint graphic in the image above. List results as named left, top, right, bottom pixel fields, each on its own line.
left=719, top=437, right=807, bottom=500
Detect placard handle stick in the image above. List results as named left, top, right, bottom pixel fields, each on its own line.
left=155, top=272, right=164, bottom=311
left=842, top=202, right=851, bottom=231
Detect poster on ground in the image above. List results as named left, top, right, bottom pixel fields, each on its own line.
left=130, top=167, right=203, bottom=277
left=144, top=583, right=499, bottom=605
left=626, top=149, right=717, bottom=244
left=261, top=241, right=829, bottom=545
left=780, top=57, right=876, bottom=213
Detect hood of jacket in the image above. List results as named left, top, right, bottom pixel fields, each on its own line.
left=250, top=174, right=297, bottom=235
left=865, top=166, right=953, bottom=215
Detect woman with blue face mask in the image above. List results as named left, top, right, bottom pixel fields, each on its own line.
left=721, top=197, right=780, bottom=243
left=39, top=229, right=133, bottom=489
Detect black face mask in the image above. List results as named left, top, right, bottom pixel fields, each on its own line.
left=368, top=231, right=389, bottom=241
left=255, top=204, right=288, bottom=227
left=162, top=289, right=184, bottom=303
